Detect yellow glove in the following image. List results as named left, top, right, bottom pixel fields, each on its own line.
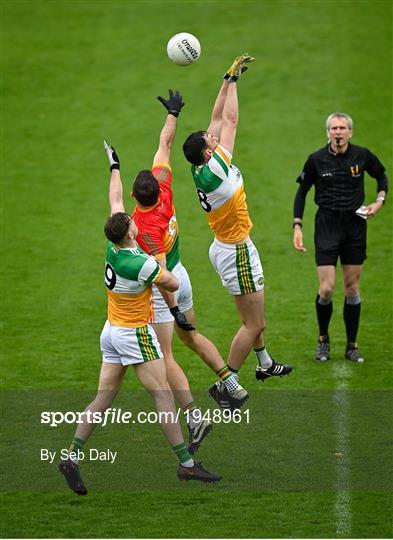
left=224, top=53, right=255, bottom=81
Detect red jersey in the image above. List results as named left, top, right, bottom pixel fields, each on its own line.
left=133, top=163, right=180, bottom=272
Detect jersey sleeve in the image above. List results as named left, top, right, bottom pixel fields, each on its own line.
left=152, top=163, right=172, bottom=186
left=138, top=256, right=163, bottom=285
left=208, top=144, right=232, bottom=181
left=365, top=150, right=389, bottom=192
left=296, top=155, right=316, bottom=189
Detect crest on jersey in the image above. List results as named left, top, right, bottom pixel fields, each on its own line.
left=168, top=215, right=177, bottom=237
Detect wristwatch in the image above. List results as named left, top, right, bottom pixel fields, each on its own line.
left=376, top=196, right=385, bottom=205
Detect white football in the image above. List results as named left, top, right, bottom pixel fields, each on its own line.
left=167, top=33, right=201, bottom=66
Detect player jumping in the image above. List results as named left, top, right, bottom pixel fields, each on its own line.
left=105, top=90, right=248, bottom=424
left=182, top=54, right=293, bottom=407
left=58, top=148, right=221, bottom=495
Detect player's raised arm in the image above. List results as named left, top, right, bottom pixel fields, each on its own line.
left=104, top=141, right=124, bottom=215
left=153, top=90, right=184, bottom=165
left=219, top=81, right=238, bottom=156
left=207, top=54, right=255, bottom=140
left=207, top=80, right=230, bottom=139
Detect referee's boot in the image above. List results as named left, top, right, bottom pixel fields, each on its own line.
left=255, top=358, right=293, bottom=381
left=59, top=458, right=87, bottom=496
left=345, top=342, right=364, bottom=363
left=315, top=336, right=330, bottom=362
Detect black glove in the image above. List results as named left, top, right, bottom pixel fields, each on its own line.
left=170, top=306, right=195, bottom=331
left=157, top=89, right=185, bottom=117
left=104, top=140, right=120, bottom=171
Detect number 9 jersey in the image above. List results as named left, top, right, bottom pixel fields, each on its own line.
left=104, top=241, right=163, bottom=327
left=191, top=144, right=253, bottom=243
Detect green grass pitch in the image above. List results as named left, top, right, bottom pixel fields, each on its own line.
left=1, top=0, right=392, bottom=538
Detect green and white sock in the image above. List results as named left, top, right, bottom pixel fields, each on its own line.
left=69, top=436, right=85, bottom=463
left=173, top=442, right=194, bottom=468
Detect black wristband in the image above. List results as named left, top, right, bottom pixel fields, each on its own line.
left=168, top=110, right=179, bottom=118
left=110, top=164, right=120, bottom=171
left=169, top=306, right=180, bottom=315
left=293, top=222, right=302, bottom=228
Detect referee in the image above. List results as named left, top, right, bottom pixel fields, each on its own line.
left=293, top=112, right=388, bottom=363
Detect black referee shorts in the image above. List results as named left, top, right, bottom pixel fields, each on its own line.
left=314, top=208, right=367, bottom=266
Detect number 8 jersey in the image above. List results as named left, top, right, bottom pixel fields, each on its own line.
left=191, top=144, right=253, bottom=243
left=104, top=241, right=163, bottom=327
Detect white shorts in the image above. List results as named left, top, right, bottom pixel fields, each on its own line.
left=150, top=261, right=193, bottom=324
left=209, top=238, right=264, bottom=296
left=100, top=321, right=163, bottom=365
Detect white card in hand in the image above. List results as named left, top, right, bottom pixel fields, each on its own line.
left=355, top=205, right=369, bottom=219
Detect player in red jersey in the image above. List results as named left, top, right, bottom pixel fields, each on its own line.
left=131, top=90, right=249, bottom=421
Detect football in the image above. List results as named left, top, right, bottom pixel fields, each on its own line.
left=167, top=33, right=201, bottom=66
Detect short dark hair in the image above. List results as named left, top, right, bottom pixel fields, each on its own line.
left=133, top=170, right=160, bottom=207
left=104, top=212, right=130, bottom=244
left=183, top=131, right=207, bottom=165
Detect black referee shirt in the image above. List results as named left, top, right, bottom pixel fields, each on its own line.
left=295, top=143, right=388, bottom=213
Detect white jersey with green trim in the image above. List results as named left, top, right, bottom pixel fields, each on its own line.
left=104, top=241, right=162, bottom=328
left=191, top=144, right=253, bottom=243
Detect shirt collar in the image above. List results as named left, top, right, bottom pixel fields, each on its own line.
left=328, top=142, right=351, bottom=156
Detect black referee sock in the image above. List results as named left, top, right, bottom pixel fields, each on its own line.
left=316, top=294, right=333, bottom=338
left=343, top=296, right=361, bottom=344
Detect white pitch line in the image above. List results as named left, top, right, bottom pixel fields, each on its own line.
left=332, top=361, right=352, bottom=537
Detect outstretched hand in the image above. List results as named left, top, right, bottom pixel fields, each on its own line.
left=157, top=89, right=185, bottom=117
left=104, top=140, right=120, bottom=171
left=225, top=53, right=255, bottom=81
